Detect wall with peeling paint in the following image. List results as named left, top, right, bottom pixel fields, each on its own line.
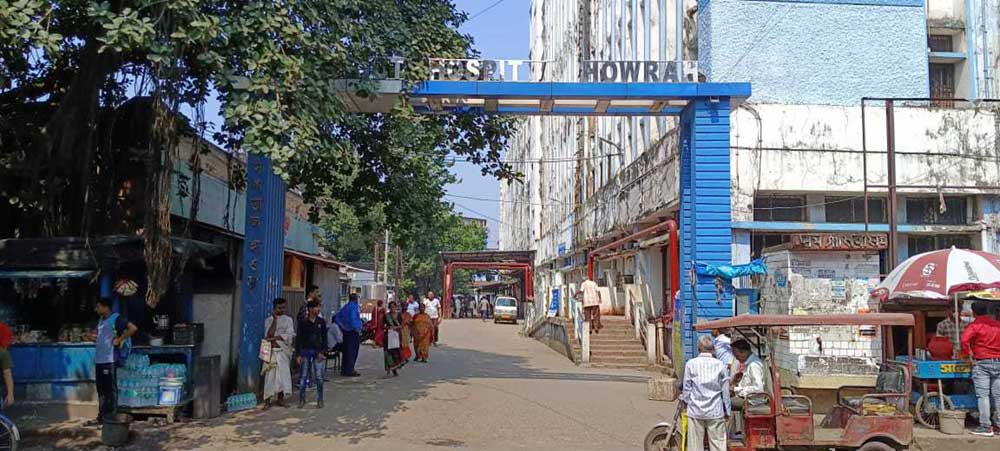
left=699, top=0, right=929, bottom=104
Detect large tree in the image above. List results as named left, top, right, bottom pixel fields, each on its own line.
left=1, top=1, right=516, bottom=306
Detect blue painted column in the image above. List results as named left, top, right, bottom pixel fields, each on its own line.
left=238, top=154, right=286, bottom=391
left=679, top=98, right=734, bottom=361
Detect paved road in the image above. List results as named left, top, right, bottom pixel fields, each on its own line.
left=24, top=319, right=673, bottom=450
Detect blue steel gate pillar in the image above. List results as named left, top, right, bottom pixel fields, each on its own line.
left=238, top=154, right=287, bottom=392
left=678, top=98, right=734, bottom=361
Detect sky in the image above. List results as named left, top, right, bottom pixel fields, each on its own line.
left=448, top=0, right=530, bottom=248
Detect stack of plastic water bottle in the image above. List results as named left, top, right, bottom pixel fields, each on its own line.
left=117, top=355, right=189, bottom=407
left=226, top=393, right=257, bottom=412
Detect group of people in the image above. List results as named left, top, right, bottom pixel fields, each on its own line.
left=681, top=329, right=766, bottom=451
left=454, top=295, right=494, bottom=320
left=372, top=292, right=442, bottom=376
left=262, top=286, right=366, bottom=409
left=261, top=288, right=447, bottom=409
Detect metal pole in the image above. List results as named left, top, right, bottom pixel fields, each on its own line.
left=383, top=230, right=389, bottom=285
left=675, top=0, right=684, bottom=65
left=886, top=100, right=899, bottom=270
left=861, top=99, right=869, bottom=233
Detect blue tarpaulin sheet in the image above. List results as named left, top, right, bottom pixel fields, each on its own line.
left=695, top=258, right=767, bottom=280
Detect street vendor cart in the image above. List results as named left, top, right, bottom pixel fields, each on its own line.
left=869, top=247, right=1000, bottom=428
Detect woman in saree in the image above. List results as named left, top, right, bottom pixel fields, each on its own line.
left=400, top=307, right=413, bottom=363
left=371, top=300, right=385, bottom=347
left=411, top=303, right=434, bottom=362
left=383, top=301, right=404, bottom=377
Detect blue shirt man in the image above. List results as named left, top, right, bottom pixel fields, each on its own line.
left=91, top=298, right=136, bottom=425
left=335, top=294, right=363, bottom=377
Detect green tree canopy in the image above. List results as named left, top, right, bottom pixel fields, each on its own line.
left=1, top=0, right=517, bottom=305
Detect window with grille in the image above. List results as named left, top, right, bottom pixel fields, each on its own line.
left=905, top=197, right=968, bottom=225
left=825, top=196, right=887, bottom=223
left=928, top=34, right=954, bottom=52
left=753, top=195, right=806, bottom=222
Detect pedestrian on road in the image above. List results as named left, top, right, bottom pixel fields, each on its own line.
left=400, top=305, right=413, bottom=363
left=335, top=294, right=363, bottom=377
left=479, top=296, right=490, bottom=322
left=383, top=301, right=405, bottom=377
left=579, top=278, right=603, bottom=333
left=295, top=301, right=328, bottom=408
left=263, top=298, right=295, bottom=408
left=424, top=291, right=442, bottom=346
left=90, top=297, right=137, bottom=425
left=372, top=299, right=386, bottom=347
left=405, top=293, right=420, bottom=317
left=961, top=299, right=1000, bottom=437
left=412, top=303, right=434, bottom=362
left=681, top=335, right=730, bottom=451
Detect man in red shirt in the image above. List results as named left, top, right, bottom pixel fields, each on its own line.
left=961, top=300, right=1000, bottom=436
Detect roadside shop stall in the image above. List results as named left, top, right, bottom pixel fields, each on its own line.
left=870, top=247, right=1000, bottom=428
left=0, top=236, right=228, bottom=421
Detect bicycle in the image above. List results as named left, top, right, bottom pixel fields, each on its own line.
left=0, top=409, right=18, bottom=451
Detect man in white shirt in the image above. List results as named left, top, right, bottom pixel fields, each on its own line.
left=730, top=339, right=766, bottom=434
left=712, top=328, right=735, bottom=372
left=579, top=278, right=603, bottom=333
left=681, top=335, right=730, bottom=451
left=423, top=291, right=442, bottom=346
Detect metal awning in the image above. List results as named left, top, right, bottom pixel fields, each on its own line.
left=0, top=270, right=94, bottom=279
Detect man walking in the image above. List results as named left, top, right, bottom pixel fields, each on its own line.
left=479, top=296, right=490, bottom=322
left=91, top=298, right=137, bottom=425
left=579, top=278, right=602, bottom=333
left=424, top=291, right=441, bottom=346
left=405, top=293, right=420, bottom=317
left=961, top=299, right=1000, bottom=436
left=295, top=301, right=327, bottom=408
left=336, top=294, right=363, bottom=377
left=681, top=335, right=730, bottom=451
left=263, top=298, right=294, bottom=408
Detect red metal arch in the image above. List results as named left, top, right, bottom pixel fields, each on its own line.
left=442, top=262, right=534, bottom=318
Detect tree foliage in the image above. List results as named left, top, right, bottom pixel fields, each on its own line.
left=0, top=0, right=518, bottom=305
left=327, top=208, right=488, bottom=295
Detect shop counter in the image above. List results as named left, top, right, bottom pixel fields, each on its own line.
left=10, top=342, right=97, bottom=402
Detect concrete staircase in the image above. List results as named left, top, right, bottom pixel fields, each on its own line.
left=587, top=316, right=650, bottom=370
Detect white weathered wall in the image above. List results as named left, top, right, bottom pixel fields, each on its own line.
left=761, top=250, right=882, bottom=378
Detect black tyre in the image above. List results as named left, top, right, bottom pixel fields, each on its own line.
left=0, top=416, right=18, bottom=451
left=858, top=440, right=895, bottom=451
left=643, top=424, right=680, bottom=451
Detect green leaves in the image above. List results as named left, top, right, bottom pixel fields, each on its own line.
left=0, top=0, right=515, bottom=253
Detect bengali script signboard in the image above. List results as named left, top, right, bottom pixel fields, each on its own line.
left=790, top=233, right=888, bottom=251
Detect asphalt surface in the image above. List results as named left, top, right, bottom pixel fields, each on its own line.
left=23, top=319, right=672, bottom=450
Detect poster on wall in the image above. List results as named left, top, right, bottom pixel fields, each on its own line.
left=547, top=289, right=560, bottom=317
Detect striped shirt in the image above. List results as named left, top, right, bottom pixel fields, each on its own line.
left=681, top=353, right=732, bottom=420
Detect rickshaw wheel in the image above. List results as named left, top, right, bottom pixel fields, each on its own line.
left=643, top=424, right=681, bottom=451
left=914, top=392, right=953, bottom=428
left=858, top=440, right=895, bottom=451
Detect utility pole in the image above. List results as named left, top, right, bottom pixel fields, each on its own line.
left=383, top=230, right=390, bottom=285
left=886, top=100, right=899, bottom=270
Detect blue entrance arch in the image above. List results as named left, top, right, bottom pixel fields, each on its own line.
left=237, top=80, right=751, bottom=388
